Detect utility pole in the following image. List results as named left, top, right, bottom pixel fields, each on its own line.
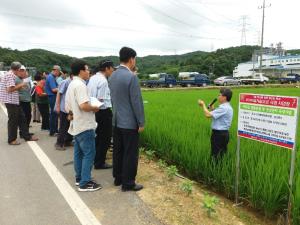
left=240, top=15, right=249, bottom=46
left=258, top=0, right=271, bottom=73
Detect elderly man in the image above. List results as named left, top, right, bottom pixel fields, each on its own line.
left=45, top=65, right=60, bottom=136
left=88, top=60, right=114, bottom=169
left=0, top=62, right=38, bottom=145
left=15, top=65, right=32, bottom=132
left=109, top=47, right=145, bottom=192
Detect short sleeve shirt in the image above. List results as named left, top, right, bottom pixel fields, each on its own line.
left=211, top=102, right=233, bottom=130
left=87, top=72, right=112, bottom=109
left=0, top=70, right=19, bottom=105
left=15, top=76, right=31, bottom=102
left=65, top=77, right=97, bottom=136
left=58, top=78, right=71, bottom=113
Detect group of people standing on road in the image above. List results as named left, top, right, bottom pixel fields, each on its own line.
left=0, top=46, right=233, bottom=193
left=0, top=47, right=145, bottom=193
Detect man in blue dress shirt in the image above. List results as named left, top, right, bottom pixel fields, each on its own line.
left=198, top=88, right=233, bottom=159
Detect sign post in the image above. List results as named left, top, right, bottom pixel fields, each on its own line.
left=235, top=94, right=299, bottom=221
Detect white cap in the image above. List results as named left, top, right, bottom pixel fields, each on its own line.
left=20, top=65, right=26, bottom=70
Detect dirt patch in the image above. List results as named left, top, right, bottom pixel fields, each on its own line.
left=136, top=155, right=276, bottom=225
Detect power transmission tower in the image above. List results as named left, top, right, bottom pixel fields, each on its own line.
left=240, top=15, right=249, bottom=46
left=258, top=0, right=271, bottom=73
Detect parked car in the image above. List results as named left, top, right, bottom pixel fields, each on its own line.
left=145, top=74, right=177, bottom=88
left=214, top=76, right=241, bottom=86
left=178, top=74, right=210, bottom=87
left=279, top=73, right=300, bottom=84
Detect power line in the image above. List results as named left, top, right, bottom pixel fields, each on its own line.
left=139, top=1, right=197, bottom=29
left=0, top=10, right=225, bottom=40
left=168, top=0, right=218, bottom=25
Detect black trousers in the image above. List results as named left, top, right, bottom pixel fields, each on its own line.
left=56, top=112, right=73, bottom=147
left=5, top=103, right=31, bottom=143
left=112, top=127, right=139, bottom=188
left=37, top=103, right=50, bottom=130
left=94, top=109, right=112, bottom=166
left=20, top=101, right=32, bottom=128
left=211, top=130, right=229, bottom=159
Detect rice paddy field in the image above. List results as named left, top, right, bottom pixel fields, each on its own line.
left=141, top=87, right=300, bottom=224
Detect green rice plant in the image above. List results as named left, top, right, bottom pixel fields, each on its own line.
left=141, top=87, right=300, bottom=221
left=144, top=149, right=155, bottom=162
left=202, top=193, right=219, bottom=217
left=166, top=165, right=178, bottom=180
left=293, top=172, right=300, bottom=224
left=139, top=147, right=146, bottom=153
left=180, top=179, right=194, bottom=196
left=157, top=159, right=167, bottom=169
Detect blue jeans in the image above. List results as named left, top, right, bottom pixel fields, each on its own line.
left=74, top=129, right=96, bottom=187
left=48, top=95, right=58, bottom=135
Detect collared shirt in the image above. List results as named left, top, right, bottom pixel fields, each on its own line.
left=87, top=72, right=112, bottom=109
left=0, top=70, right=19, bottom=105
left=65, top=76, right=97, bottom=136
left=45, top=73, right=57, bottom=96
left=57, top=78, right=71, bottom=113
left=119, top=64, right=131, bottom=72
left=211, top=102, right=233, bottom=130
left=56, top=76, right=64, bottom=86
left=15, top=76, right=31, bottom=102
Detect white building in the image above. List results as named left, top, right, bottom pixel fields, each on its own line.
left=233, top=54, right=300, bottom=78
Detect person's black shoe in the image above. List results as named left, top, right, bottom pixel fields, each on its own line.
left=29, top=132, right=34, bottom=135
left=75, top=178, right=80, bottom=186
left=122, top=184, right=143, bottom=192
left=94, top=163, right=113, bottom=170
left=55, top=144, right=66, bottom=151
left=114, top=179, right=122, bottom=186
left=78, top=181, right=102, bottom=192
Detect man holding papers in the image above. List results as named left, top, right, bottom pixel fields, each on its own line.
left=65, top=60, right=101, bottom=192
left=88, top=59, right=114, bottom=170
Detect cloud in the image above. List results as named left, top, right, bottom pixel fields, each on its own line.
left=0, top=0, right=299, bottom=57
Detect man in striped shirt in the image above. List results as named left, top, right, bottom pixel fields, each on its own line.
left=0, top=62, right=38, bottom=145
left=87, top=60, right=114, bottom=169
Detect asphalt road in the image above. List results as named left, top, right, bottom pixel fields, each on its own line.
left=0, top=106, right=162, bottom=225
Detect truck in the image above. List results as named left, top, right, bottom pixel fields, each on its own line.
left=178, top=73, right=210, bottom=87
left=279, top=73, right=300, bottom=84
left=144, top=74, right=177, bottom=88
left=239, top=73, right=269, bottom=85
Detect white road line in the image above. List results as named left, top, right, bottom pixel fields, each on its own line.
left=0, top=104, right=101, bottom=225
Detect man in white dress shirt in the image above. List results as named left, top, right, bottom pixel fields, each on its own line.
left=87, top=60, right=114, bottom=169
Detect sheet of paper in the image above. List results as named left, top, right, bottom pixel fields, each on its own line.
left=23, top=77, right=31, bottom=83
left=90, top=97, right=104, bottom=108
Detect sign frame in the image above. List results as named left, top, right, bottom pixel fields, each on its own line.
left=234, top=93, right=299, bottom=224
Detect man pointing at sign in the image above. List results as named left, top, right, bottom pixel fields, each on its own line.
left=198, top=88, right=233, bottom=160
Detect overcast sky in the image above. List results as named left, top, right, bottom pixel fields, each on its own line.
left=0, top=0, right=298, bottom=57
